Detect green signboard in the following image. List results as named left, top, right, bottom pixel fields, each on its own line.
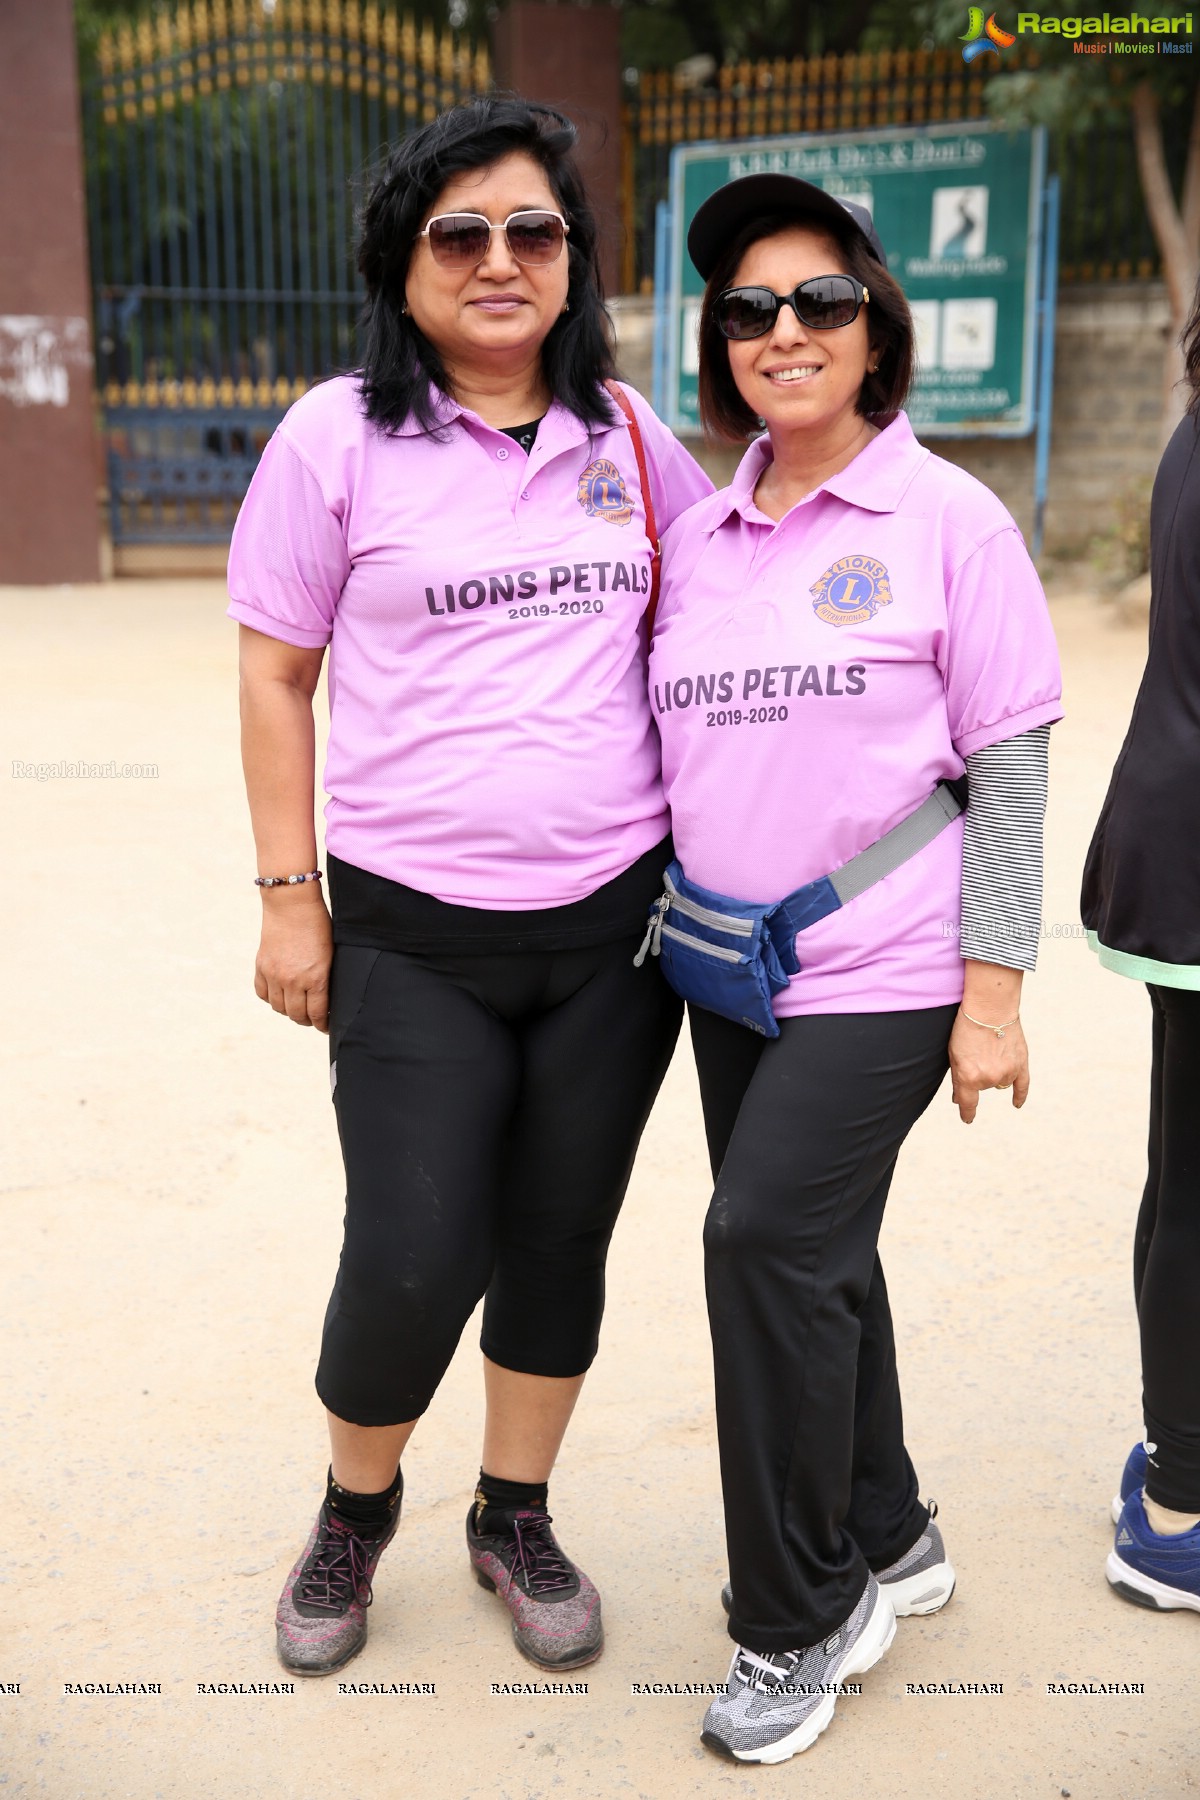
left=665, top=122, right=1047, bottom=438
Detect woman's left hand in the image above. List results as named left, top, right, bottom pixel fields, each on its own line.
left=949, top=1011, right=1029, bottom=1124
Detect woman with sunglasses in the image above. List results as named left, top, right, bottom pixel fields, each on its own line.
left=645, top=176, right=1061, bottom=1760
left=228, top=97, right=710, bottom=1679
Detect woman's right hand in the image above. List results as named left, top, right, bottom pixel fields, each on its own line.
left=254, top=889, right=334, bottom=1031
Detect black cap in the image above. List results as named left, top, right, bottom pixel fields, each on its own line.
left=687, top=174, right=887, bottom=280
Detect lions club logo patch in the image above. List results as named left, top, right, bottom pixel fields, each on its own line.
left=810, top=554, right=893, bottom=628
left=577, top=458, right=633, bottom=526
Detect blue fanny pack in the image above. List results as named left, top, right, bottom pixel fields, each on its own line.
left=634, top=782, right=965, bottom=1037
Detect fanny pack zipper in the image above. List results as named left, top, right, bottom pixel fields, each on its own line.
left=633, top=893, right=670, bottom=966
left=659, top=923, right=743, bottom=962
left=663, top=875, right=755, bottom=936
left=633, top=881, right=758, bottom=968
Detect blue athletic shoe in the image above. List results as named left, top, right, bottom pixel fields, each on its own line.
left=1107, top=1490, right=1200, bottom=1613
left=1111, top=1442, right=1149, bottom=1525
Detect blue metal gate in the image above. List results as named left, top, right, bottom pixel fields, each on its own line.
left=83, top=1, right=489, bottom=545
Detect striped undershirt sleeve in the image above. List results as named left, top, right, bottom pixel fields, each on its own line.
left=959, top=723, right=1051, bottom=971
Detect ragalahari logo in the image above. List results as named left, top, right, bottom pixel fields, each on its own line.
left=960, top=8, right=1018, bottom=58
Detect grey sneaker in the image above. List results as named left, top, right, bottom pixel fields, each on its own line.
left=720, top=1504, right=954, bottom=1621
left=874, top=1511, right=955, bottom=1615
left=466, top=1506, right=602, bottom=1670
left=275, top=1494, right=400, bottom=1677
left=702, top=1575, right=896, bottom=1764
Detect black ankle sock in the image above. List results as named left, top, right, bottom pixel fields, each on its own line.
left=325, top=1463, right=403, bottom=1536
left=474, top=1469, right=548, bottom=1534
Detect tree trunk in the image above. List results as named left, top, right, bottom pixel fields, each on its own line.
left=1132, top=79, right=1200, bottom=447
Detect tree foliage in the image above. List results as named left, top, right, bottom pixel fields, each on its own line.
left=616, top=0, right=939, bottom=71
left=925, top=0, right=1200, bottom=439
left=76, top=0, right=943, bottom=78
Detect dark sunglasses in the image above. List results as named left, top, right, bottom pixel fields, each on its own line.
left=417, top=209, right=568, bottom=269
left=714, top=276, right=869, bottom=340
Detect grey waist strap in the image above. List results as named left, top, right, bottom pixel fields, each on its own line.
left=828, top=781, right=965, bottom=906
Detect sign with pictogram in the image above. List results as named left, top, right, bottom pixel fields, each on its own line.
left=657, top=121, right=1049, bottom=440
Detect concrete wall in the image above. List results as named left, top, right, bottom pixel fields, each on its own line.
left=610, top=282, right=1170, bottom=560
left=107, top=282, right=1169, bottom=576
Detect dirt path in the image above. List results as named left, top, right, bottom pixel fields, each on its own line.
left=3, top=580, right=1185, bottom=1800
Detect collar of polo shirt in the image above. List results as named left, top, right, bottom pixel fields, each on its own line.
left=389, top=381, right=593, bottom=448
left=699, top=411, right=927, bottom=528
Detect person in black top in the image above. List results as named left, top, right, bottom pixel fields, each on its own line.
left=1081, top=276, right=1200, bottom=1611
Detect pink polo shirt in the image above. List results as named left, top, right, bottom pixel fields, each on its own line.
left=227, top=376, right=711, bottom=907
left=650, top=412, right=1063, bottom=1015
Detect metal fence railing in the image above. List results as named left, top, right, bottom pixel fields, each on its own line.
left=84, top=0, right=488, bottom=543
left=83, top=12, right=1188, bottom=543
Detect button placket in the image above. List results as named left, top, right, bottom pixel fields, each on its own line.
left=473, top=429, right=522, bottom=512
left=517, top=438, right=550, bottom=506
left=716, top=522, right=775, bottom=633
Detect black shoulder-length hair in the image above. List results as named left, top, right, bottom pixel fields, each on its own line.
left=356, top=95, right=616, bottom=435
left=696, top=212, right=915, bottom=442
left=1184, top=272, right=1200, bottom=416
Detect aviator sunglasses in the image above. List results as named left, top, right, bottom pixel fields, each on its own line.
left=417, top=209, right=569, bottom=269
left=714, top=275, right=869, bottom=340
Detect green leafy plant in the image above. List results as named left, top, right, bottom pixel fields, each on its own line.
left=1090, top=476, right=1154, bottom=588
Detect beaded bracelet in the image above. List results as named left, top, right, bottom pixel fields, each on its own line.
left=255, top=869, right=323, bottom=888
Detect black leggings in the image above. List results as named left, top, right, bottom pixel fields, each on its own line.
left=1135, top=984, right=1200, bottom=1511
left=690, top=1002, right=956, bottom=1653
left=315, top=937, right=682, bottom=1425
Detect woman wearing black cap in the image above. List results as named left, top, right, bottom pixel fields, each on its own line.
left=644, top=176, right=1062, bottom=1760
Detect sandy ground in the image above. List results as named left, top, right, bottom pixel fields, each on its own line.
left=2, top=579, right=1191, bottom=1800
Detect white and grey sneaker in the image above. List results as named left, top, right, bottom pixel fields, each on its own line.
left=874, top=1511, right=955, bottom=1615
left=701, top=1575, right=896, bottom=1764
left=720, top=1504, right=954, bottom=1621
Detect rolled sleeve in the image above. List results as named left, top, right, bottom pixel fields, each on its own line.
left=942, top=525, right=1064, bottom=759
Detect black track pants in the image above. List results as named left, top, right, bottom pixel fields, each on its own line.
left=315, top=938, right=682, bottom=1425
left=690, top=1002, right=956, bottom=1653
left=1135, top=984, right=1200, bottom=1511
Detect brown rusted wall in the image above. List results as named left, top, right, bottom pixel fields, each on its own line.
left=492, top=2, right=623, bottom=299
left=0, top=0, right=101, bottom=584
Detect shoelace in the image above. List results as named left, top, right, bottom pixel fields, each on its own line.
left=296, top=1514, right=380, bottom=1613
left=501, top=1511, right=576, bottom=1598
left=733, top=1647, right=803, bottom=1694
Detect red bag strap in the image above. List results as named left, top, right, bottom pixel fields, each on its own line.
left=605, top=380, right=661, bottom=637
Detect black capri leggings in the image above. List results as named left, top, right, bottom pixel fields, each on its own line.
left=315, top=936, right=682, bottom=1425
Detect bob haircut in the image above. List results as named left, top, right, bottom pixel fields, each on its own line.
left=696, top=212, right=915, bottom=442
left=357, top=96, right=616, bottom=435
